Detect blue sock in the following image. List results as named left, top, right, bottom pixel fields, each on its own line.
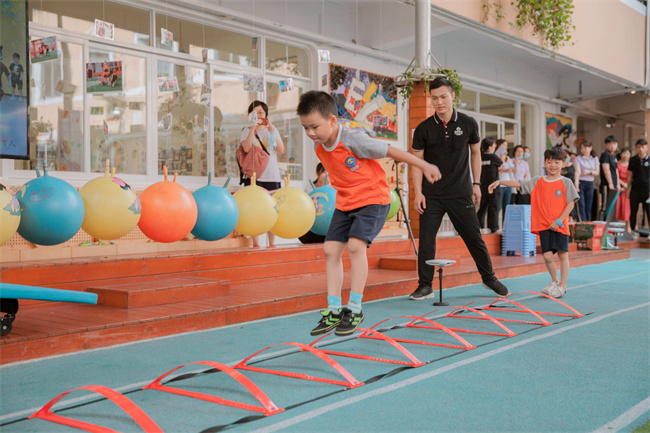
left=327, top=296, right=342, bottom=313
left=347, top=292, right=363, bottom=313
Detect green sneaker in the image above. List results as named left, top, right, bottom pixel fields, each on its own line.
left=334, top=308, right=364, bottom=336
left=310, top=309, right=343, bottom=336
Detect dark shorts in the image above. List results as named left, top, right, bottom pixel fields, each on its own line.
left=11, top=79, right=22, bottom=90
left=242, top=178, right=281, bottom=192
left=539, top=229, right=569, bottom=254
left=326, top=204, right=390, bottom=247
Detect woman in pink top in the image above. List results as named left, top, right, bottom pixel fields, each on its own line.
left=573, top=140, right=600, bottom=221
left=616, top=148, right=631, bottom=231
left=512, top=145, right=530, bottom=204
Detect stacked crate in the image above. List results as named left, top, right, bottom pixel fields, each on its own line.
left=501, top=205, right=537, bottom=257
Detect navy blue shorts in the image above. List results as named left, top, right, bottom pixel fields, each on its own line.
left=539, top=229, right=569, bottom=254
left=326, top=204, right=390, bottom=246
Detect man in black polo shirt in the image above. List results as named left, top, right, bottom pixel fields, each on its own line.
left=627, top=139, right=649, bottom=235
left=409, top=77, right=509, bottom=299
left=599, top=135, right=621, bottom=221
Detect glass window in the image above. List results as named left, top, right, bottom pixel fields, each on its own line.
left=504, top=122, right=516, bottom=146
left=15, top=40, right=84, bottom=172
left=265, top=40, right=309, bottom=77
left=89, top=49, right=147, bottom=175
left=30, top=1, right=150, bottom=46
left=479, top=93, right=515, bottom=119
left=157, top=61, right=209, bottom=177
left=155, top=13, right=258, bottom=67
left=458, top=89, right=476, bottom=111
left=266, top=81, right=304, bottom=181
left=212, top=72, right=258, bottom=179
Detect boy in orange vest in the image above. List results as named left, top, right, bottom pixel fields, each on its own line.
left=297, top=91, right=441, bottom=336
left=488, top=147, right=579, bottom=297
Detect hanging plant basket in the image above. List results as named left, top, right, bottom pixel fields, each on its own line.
left=395, top=57, right=463, bottom=108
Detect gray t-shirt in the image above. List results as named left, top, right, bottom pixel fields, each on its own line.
left=519, top=176, right=579, bottom=202
left=316, top=126, right=389, bottom=159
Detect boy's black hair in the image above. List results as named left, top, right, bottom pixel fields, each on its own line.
left=636, top=139, right=648, bottom=147
left=316, top=162, right=325, bottom=176
left=297, top=90, right=337, bottom=118
left=546, top=146, right=567, bottom=161
left=481, top=137, right=495, bottom=152
left=12, top=53, right=19, bottom=60
left=248, top=100, right=268, bottom=117
left=429, top=77, right=454, bottom=93
left=605, top=135, right=618, bottom=144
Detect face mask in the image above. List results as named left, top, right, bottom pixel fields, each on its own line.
left=524, top=153, right=530, bottom=159
left=566, top=158, right=571, bottom=163
left=487, top=151, right=493, bottom=154
left=516, top=155, right=523, bottom=160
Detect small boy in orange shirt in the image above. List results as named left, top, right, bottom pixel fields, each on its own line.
left=488, top=147, right=579, bottom=297
left=297, top=91, right=441, bottom=336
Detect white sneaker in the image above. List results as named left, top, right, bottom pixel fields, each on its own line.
left=541, top=281, right=557, bottom=296
left=552, top=285, right=567, bottom=298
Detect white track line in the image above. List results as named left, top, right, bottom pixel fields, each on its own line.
left=255, top=301, right=650, bottom=433
left=592, top=396, right=650, bottom=433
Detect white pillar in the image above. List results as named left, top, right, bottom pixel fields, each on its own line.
left=415, top=0, right=431, bottom=68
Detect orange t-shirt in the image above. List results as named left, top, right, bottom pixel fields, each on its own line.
left=315, top=126, right=391, bottom=211
left=519, top=176, right=579, bottom=235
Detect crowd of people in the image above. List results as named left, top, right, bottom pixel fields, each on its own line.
left=474, top=134, right=649, bottom=237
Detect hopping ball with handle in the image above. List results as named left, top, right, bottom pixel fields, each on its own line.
left=138, top=166, right=198, bottom=243
left=15, top=162, right=85, bottom=246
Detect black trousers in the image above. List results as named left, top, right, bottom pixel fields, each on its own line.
left=477, top=185, right=501, bottom=232
left=418, top=195, right=495, bottom=288
left=599, top=185, right=618, bottom=222
left=630, top=187, right=650, bottom=231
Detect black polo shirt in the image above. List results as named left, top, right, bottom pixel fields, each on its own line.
left=599, top=151, right=618, bottom=187
left=629, top=154, right=650, bottom=190
left=412, top=110, right=480, bottom=199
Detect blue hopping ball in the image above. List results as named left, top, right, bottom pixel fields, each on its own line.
left=309, top=184, right=337, bottom=236
left=15, top=163, right=85, bottom=246
left=191, top=174, right=239, bottom=241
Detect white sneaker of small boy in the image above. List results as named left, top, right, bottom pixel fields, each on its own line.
left=541, top=281, right=557, bottom=296
left=548, top=284, right=566, bottom=298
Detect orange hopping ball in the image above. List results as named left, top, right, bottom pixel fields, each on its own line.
left=138, top=167, right=198, bottom=243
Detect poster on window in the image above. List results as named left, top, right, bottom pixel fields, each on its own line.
left=329, top=64, right=397, bottom=140
left=86, top=61, right=122, bottom=93
left=0, top=0, right=29, bottom=159
left=161, top=28, right=173, bottom=47
left=94, top=19, right=114, bottom=41
left=545, top=112, right=576, bottom=152
left=30, top=36, right=58, bottom=64
left=243, top=73, right=264, bottom=92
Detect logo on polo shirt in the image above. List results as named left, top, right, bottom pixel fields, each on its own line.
left=555, top=189, right=563, bottom=197
left=454, top=127, right=463, bottom=136
left=345, top=156, right=359, bottom=172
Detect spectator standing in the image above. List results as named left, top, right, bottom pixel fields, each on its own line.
left=512, top=145, right=530, bottom=204
left=599, top=135, right=621, bottom=222
left=496, top=139, right=515, bottom=225
left=627, top=139, right=650, bottom=237
left=573, top=140, right=599, bottom=221
left=616, top=148, right=631, bottom=232
left=477, top=138, right=503, bottom=233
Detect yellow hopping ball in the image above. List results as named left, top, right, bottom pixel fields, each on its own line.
left=0, top=182, right=21, bottom=246
left=271, top=176, right=316, bottom=239
left=233, top=174, right=278, bottom=237
left=80, top=160, right=141, bottom=240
